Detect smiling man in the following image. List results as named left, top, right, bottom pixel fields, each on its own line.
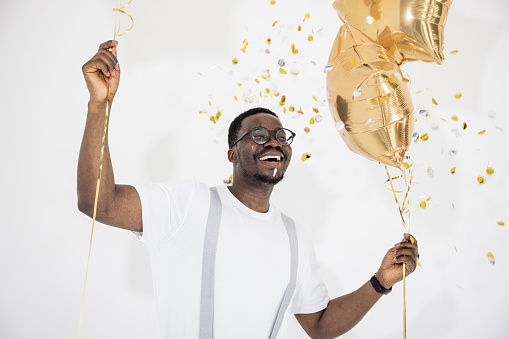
left=78, top=40, right=419, bottom=339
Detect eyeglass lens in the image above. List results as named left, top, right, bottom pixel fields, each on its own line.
left=252, top=127, right=293, bottom=145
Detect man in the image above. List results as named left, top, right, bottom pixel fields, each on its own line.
left=78, top=40, right=418, bottom=339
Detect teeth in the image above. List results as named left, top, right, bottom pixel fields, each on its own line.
left=259, top=155, right=281, bottom=161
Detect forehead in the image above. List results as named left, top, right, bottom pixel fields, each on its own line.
left=239, top=113, right=283, bottom=133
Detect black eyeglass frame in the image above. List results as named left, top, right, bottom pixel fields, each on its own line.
left=231, top=127, right=296, bottom=148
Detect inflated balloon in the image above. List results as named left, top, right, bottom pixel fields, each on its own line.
left=332, top=0, right=453, bottom=65
left=326, top=25, right=414, bottom=167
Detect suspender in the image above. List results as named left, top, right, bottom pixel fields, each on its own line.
left=199, top=187, right=299, bottom=339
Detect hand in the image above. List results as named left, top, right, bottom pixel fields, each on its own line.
left=376, top=233, right=418, bottom=289
left=82, top=40, right=120, bottom=103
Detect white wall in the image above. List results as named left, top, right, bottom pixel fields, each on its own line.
left=1, top=0, right=508, bottom=338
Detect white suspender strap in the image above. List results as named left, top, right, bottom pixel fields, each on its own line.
left=199, top=188, right=298, bottom=339
left=269, top=212, right=299, bottom=339
left=199, top=187, right=222, bottom=339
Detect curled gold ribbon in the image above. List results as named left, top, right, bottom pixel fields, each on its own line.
left=385, top=165, right=413, bottom=339
left=78, top=2, right=133, bottom=338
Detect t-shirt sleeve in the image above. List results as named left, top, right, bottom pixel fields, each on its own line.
left=290, top=239, right=330, bottom=315
left=133, top=180, right=202, bottom=252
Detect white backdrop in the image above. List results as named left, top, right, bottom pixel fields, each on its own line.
left=1, top=0, right=508, bottom=338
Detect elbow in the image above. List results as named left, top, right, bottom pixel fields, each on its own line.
left=77, top=197, right=94, bottom=218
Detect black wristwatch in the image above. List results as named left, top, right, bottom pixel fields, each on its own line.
left=370, top=274, right=392, bottom=295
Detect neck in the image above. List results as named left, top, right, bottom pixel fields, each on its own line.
left=227, top=180, right=273, bottom=213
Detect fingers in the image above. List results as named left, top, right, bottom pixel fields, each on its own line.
left=83, top=41, right=120, bottom=78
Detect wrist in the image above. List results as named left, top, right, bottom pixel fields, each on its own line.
left=371, top=272, right=392, bottom=295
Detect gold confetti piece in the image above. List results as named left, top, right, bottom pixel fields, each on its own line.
left=308, top=35, right=314, bottom=41
left=312, top=108, right=319, bottom=113
left=234, top=96, right=238, bottom=101
left=487, top=252, right=495, bottom=265
left=289, top=106, right=295, bottom=112
left=378, top=54, right=387, bottom=60
left=297, top=107, right=304, bottom=114
left=450, top=50, right=459, bottom=54
left=432, top=98, right=438, bottom=105
left=497, top=221, right=505, bottom=226
left=312, top=96, right=317, bottom=101
left=270, top=0, right=276, bottom=4
left=486, top=168, right=494, bottom=175
left=440, top=118, right=447, bottom=122
left=199, top=110, right=206, bottom=114
left=305, top=13, right=310, bottom=19
left=265, top=88, right=270, bottom=94
left=274, top=92, right=280, bottom=97
left=417, top=261, right=422, bottom=267
left=451, top=167, right=456, bottom=174
left=452, top=203, right=455, bottom=208
left=291, top=44, right=299, bottom=54
left=420, top=201, right=426, bottom=208
left=420, top=133, right=429, bottom=141
left=223, top=175, right=233, bottom=184
left=451, top=115, right=458, bottom=121
left=197, top=72, right=202, bottom=76
left=209, top=101, right=212, bottom=106
left=402, top=77, right=410, bottom=83
left=409, top=235, right=415, bottom=244
left=380, top=96, right=389, bottom=103
left=304, top=127, right=310, bottom=133
left=310, top=118, right=315, bottom=124
left=210, top=116, right=218, bottom=123
left=232, top=58, right=238, bottom=64
left=301, top=153, right=311, bottom=161
left=216, top=112, right=222, bottom=118
left=402, top=162, right=410, bottom=168
left=265, top=49, right=270, bottom=54
left=297, top=25, right=302, bottom=31
left=463, top=122, right=467, bottom=130
left=478, top=130, right=486, bottom=135
left=255, top=78, right=260, bottom=83
left=267, top=38, right=271, bottom=45
left=370, top=98, right=378, bottom=105
left=237, top=82, right=242, bottom=86
left=477, top=176, right=485, bottom=184
left=351, top=58, right=358, bottom=67
left=279, top=68, right=287, bottom=74
left=272, top=20, right=279, bottom=26
left=426, top=196, right=431, bottom=202
left=455, top=93, right=462, bottom=99
left=240, top=40, right=248, bottom=53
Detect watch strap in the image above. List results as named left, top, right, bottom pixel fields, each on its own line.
left=370, top=274, right=392, bottom=295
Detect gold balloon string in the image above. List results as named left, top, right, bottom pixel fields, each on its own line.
left=78, top=2, right=134, bottom=338
left=384, top=164, right=414, bottom=339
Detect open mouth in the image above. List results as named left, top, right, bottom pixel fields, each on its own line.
left=257, top=154, right=283, bottom=166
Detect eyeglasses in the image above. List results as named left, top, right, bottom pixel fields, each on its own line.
left=231, top=126, right=296, bottom=148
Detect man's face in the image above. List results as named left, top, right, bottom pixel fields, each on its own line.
left=231, top=113, right=293, bottom=185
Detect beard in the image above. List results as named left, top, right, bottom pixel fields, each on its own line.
left=239, top=165, right=285, bottom=186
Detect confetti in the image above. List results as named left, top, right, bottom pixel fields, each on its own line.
left=432, top=98, right=438, bottom=105
left=380, top=96, right=389, bottom=103
left=312, top=108, right=319, bottom=113
left=305, top=13, right=310, bottom=19
left=304, top=127, right=310, bottom=133
left=279, top=68, right=287, bottom=74
left=297, top=107, right=304, bottom=114
left=451, top=167, right=456, bottom=174
left=267, top=38, right=271, bottom=45
left=487, top=252, right=495, bottom=265
left=463, top=122, right=467, bottom=130
left=454, top=93, right=462, bottom=99
left=370, top=98, right=378, bottom=105
left=450, top=50, right=459, bottom=54
left=297, top=25, right=302, bottom=31
left=223, top=175, right=233, bottom=184
left=351, top=58, right=358, bottom=67
left=272, top=20, right=279, bottom=27
left=210, top=116, right=218, bottom=123
left=478, top=130, right=486, bottom=135
left=301, top=153, right=311, bottom=161
left=420, top=133, right=429, bottom=141
left=278, top=58, right=286, bottom=67
left=497, top=221, right=505, bottom=226
left=315, top=115, right=323, bottom=123
left=486, top=168, right=494, bottom=175
left=420, top=201, right=426, bottom=209
left=308, top=35, right=314, bottom=41
left=270, top=0, right=276, bottom=4
left=240, top=40, right=248, bottom=53
left=237, top=82, right=242, bottom=86
left=477, top=176, right=485, bottom=184
left=291, top=44, right=299, bottom=54
left=451, top=115, right=458, bottom=121
left=310, top=118, right=315, bottom=125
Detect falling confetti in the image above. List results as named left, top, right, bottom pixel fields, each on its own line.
left=451, top=167, right=456, bottom=174
left=450, top=50, right=459, bottom=54
left=309, top=118, right=315, bottom=124
left=462, top=122, right=467, bottom=130
left=454, top=93, right=462, bottom=99
left=291, top=43, right=299, bottom=54
left=451, top=115, right=458, bottom=121
left=487, top=252, right=495, bottom=265
left=304, top=127, right=310, bottom=133
left=432, top=98, right=438, bottom=105
left=477, top=176, right=485, bottom=184
left=270, top=0, right=276, bottom=5
left=308, top=35, right=314, bottom=41
left=223, top=175, right=233, bottom=184
left=478, top=130, right=486, bottom=135
left=420, top=133, right=429, bottom=141
left=497, top=221, right=505, bottom=226
left=312, top=108, right=319, bottom=113
left=232, top=58, right=238, bottom=64
left=301, top=153, right=311, bottom=161
left=486, top=168, right=494, bottom=175
left=420, top=201, right=426, bottom=209
left=278, top=58, right=286, bottom=67
left=279, top=68, right=287, bottom=75
left=315, top=115, right=323, bottom=123
left=240, top=40, right=248, bottom=53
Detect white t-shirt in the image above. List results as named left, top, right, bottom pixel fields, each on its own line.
left=135, top=180, right=329, bottom=339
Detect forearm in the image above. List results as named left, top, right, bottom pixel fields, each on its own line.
left=77, top=100, right=116, bottom=218
left=313, top=281, right=382, bottom=338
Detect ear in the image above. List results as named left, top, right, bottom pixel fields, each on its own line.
left=228, top=148, right=238, bottom=163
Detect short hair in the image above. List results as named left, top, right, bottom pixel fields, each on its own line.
left=228, top=107, right=279, bottom=148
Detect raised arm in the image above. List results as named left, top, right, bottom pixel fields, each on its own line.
left=296, top=233, right=418, bottom=339
left=77, top=40, right=142, bottom=232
